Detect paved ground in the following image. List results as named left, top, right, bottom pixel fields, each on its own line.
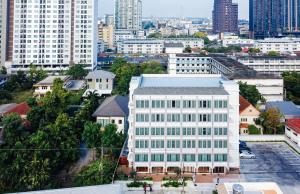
left=240, top=142, right=300, bottom=194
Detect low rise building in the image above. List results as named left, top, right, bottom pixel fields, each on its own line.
left=237, top=56, right=300, bottom=76
left=168, top=54, right=284, bottom=101
left=255, top=38, right=300, bottom=54
left=285, top=118, right=300, bottom=148
left=222, top=38, right=255, bottom=48
left=266, top=101, right=300, bottom=120
left=84, top=70, right=115, bottom=97
left=93, top=96, right=129, bottom=133
left=164, top=43, right=184, bottom=54
left=117, top=38, right=204, bottom=54
left=239, top=95, right=261, bottom=134
left=128, top=74, right=240, bottom=174
left=34, top=76, right=70, bottom=97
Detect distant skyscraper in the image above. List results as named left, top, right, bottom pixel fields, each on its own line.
left=282, top=0, right=300, bottom=33
left=249, top=0, right=283, bottom=39
left=2, top=0, right=98, bottom=73
left=105, top=14, right=114, bottom=26
left=212, top=0, right=239, bottom=34
left=114, top=0, right=142, bottom=30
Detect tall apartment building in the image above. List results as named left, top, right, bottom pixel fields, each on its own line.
left=114, top=0, right=142, bottom=30
left=98, top=23, right=114, bottom=50
left=282, top=0, right=300, bottom=34
left=249, top=0, right=283, bottom=39
left=2, top=0, right=98, bottom=74
left=104, top=14, right=114, bottom=26
left=128, top=74, right=240, bottom=174
left=212, top=0, right=238, bottom=34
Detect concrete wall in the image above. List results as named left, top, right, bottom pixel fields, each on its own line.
left=240, top=135, right=286, bottom=142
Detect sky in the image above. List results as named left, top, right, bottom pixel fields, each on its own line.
left=99, top=0, right=248, bottom=19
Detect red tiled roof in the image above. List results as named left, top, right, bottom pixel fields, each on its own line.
left=239, top=95, right=252, bottom=113
left=287, top=118, right=300, bottom=134
left=5, top=102, right=30, bottom=116
left=240, top=123, right=249, bottom=129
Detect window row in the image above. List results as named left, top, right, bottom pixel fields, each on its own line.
left=135, top=127, right=228, bottom=136
left=135, top=154, right=228, bottom=162
left=136, top=114, right=228, bottom=122
left=135, top=140, right=228, bottom=149
left=136, top=100, right=228, bottom=109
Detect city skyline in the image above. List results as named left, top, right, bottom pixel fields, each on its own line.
left=100, top=0, right=249, bottom=19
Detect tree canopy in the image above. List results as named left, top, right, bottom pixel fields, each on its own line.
left=282, top=72, right=300, bottom=105
left=140, top=61, right=165, bottom=74
left=259, top=108, right=283, bottom=134
left=238, top=81, right=264, bottom=106
left=67, top=64, right=88, bottom=79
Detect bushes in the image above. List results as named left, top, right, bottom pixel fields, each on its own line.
left=126, top=181, right=147, bottom=188
left=162, top=178, right=186, bottom=188
left=248, top=125, right=261, bottom=135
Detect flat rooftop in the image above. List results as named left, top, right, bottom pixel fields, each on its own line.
left=134, top=87, right=229, bottom=95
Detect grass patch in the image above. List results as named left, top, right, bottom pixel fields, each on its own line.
left=11, top=90, right=34, bottom=103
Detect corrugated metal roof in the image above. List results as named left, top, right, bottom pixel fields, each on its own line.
left=266, top=101, right=300, bottom=117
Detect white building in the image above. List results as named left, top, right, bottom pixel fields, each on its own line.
left=128, top=74, right=240, bottom=174
left=34, top=76, right=70, bottom=97
left=222, top=39, right=255, bottom=48
left=5, top=0, right=98, bottom=73
left=285, top=118, right=300, bottom=149
left=237, top=56, right=300, bottom=76
left=84, top=70, right=115, bottom=97
left=255, top=38, right=300, bottom=54
left=114, top=0, right=142, bottom=30
left=168, top=54, right=284, bottom=102
left=117, top=38, right=204, bottom=54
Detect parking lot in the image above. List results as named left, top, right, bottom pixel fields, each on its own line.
left=240, top=142, right=300, bottom=194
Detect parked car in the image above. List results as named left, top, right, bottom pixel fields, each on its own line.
left=240, top=150, right=256, bottom=159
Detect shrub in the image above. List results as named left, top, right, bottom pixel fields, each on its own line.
left=248, top=125, right=261, bottom=135
left=126, top=181, right=147, bottom=188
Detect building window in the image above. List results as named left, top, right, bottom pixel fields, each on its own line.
left=135, top=154, right=148, bottom=162
left=214, top=154, right=227, bottom=162
left=135, top=140, right=149, bottom=148
left=214, top=100, right=228, bottom=108
left=214, top=128, right=228, bottom=135
left=198, top=114, right=211, bottom=122
left=136, top=114, right=149, bottom=122
left=167, top=127, right=180, bottom=135
left=167, top=100, right=180, bottom=108
left=135, top=127, right=149, bottom=135
left=198, top=154, right=211, bottom=162
left=151, top=127, right=164, bottom=135
left=199, top=128, right=211, bottom=135
left=151, top=100, right=165, bottom=108
left=198, top=140, right=211, bottom=148
left=151, top=140, right=164, bottom=148
left=167, top=140, right=180, bottom=148
left=183, top=154, right=195, bottom=162
left=183, top=114, right=196, bottom=122
left=199, top=100, right=211, bottom=108
left=151, top=114, right=165, bottom=122
left=214, top=114, right=228, bottom=122
left=183, top=100, right=196, bottom=108
left=182, top=140, right=196, bottom=148
left=214, top=140, right=228, bottom=148
left=151, top=154, right=164, bottom=162
left=183, top=128, right=196, bottom=135
left=167, top=154, right=180, bottom=162
left=136, top=100, right=149, bottom=108
left=118, top=120, right=122, bottom=124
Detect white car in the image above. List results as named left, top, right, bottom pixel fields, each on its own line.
left=240, top=151, right=256, bottom=159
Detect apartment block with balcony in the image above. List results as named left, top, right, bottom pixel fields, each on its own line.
left=127, top=74, right=240, bottom=174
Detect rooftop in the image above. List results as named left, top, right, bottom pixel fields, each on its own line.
left=239, top=95, right=253, bottom=114
left=266, top=101, right=300, bottom=118
left=0, top=103, right=17, bottom=115
left=5, top=102, right=30, bottom=116
left=93, top=96, right=129, bottom=117
left=286, top=118, right=300, bottom=134
left=34, top=76, right=69, bottom=86
left=85, top=70, right=115, bottom=80
left=164, top=42, right=184, bottom=48
left=139, top=74, right=229, bottom=88
left=134, top=87, right=229, bottom=95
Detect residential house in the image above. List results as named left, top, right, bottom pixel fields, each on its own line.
left=285, top=118, right=300, bottom=148
left=84, top=70, right=115, bottom=97
left=93, top=96, right=129, bottom=133
left=34, top=76, right=70, bottom=97
left=239, top=95, right=261, bottom=134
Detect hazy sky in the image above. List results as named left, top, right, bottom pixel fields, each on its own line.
left=100, top=0, right=248, bottom=19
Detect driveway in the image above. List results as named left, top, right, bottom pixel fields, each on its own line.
left=240, top=142, right=300, bottom=194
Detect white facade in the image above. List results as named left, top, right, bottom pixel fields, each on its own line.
left=117, top=39, right=204, bottom=54
left=255, top=38, right=300, bottom=54
left=285, top=119, right=300, bottom=149
left=168, top=54, right=284, bottom=102
left=114, top=0, right=142, bottom=30
left=97, top=116, right=126, bottom=133
left=7, top=0, right=97, bottom=73
left=222, top=39, right=255, bottom=47
left=128, top=74, right=240, bottom=174
left=238, top=57, right=300, bottom=76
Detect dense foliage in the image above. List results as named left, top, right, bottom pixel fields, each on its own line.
left=204, top=45, right=242, bottom=53
left=259, top=108, right=284, bottom=134
left=282, top=72, right=300, bottom=105
left=248, top=125, right=261, bottom=135
left=238, top=81, right=264, bottom=106
left=67, top=64, right=88, bottom=79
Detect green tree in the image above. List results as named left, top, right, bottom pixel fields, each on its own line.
left=147, top=32, right=162, bottom=38
left=67, top=64, right=88, bottom=79
left=260, top=108, right=283, bottom=134
left=82, top=122, right=102, bottom=148
left=73, top=158, right=116, bottom=186
left=140, top=61, right=165, bottom=74
left=184, top=46, right=192, bottom=53
left=248, top=125, right=261, bottom=135
left=28, top=64, right=47, bottom=83
left=0, top=66, right=7, bottom=74
left=238, top=81, right=264, bottom=105
left=282, top=72, right=300, bottom=104
left=194, top=32, right=207, bottom=39
left=110, top=58, right=138, bottom=95
left=267, top=51, right=279, bottom=57
left=248, top=48, right=260, bottom=53
left=2, top=113, right=27, bottom=145
left=102, top=124, right=125, bottom=157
